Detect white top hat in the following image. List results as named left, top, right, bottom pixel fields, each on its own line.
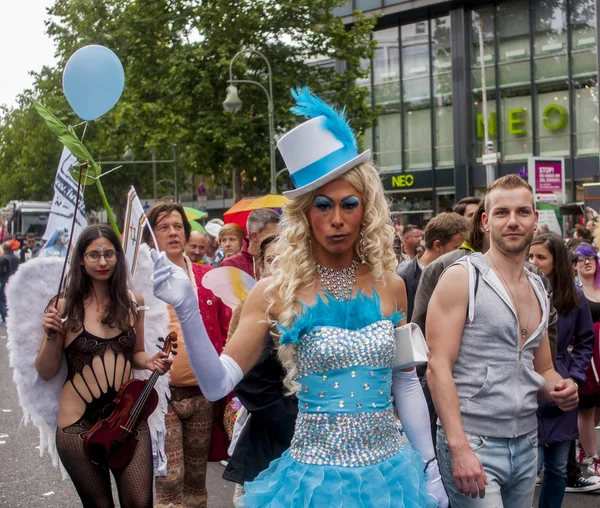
left=278, top=89, right=370, bottom=199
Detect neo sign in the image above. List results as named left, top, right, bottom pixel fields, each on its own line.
left=477, top=104, right=568, bottom=138
left=391, top=175, right=415, bottom=188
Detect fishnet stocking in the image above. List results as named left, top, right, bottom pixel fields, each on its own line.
left=56, top=419, right=154, bottom=508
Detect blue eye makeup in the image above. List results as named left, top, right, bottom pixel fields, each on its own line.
left=341, top=196, right=360, bottom=210
left=314, top=196, right=334, bottom=210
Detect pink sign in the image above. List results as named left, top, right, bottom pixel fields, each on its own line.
left=535, top=160, right=563, bottom=193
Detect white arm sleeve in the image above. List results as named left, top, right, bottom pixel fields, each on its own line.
left=392, top=368, right=435, bottom=462
left=177, top=300, right=243, bottom=401
left=392, top=368, right=448, bottom=507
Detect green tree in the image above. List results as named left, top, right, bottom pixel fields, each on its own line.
left=0, top=0, right=379, bottom=217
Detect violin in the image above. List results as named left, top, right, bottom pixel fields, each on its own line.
left=84, top=332, right=177, bottom=469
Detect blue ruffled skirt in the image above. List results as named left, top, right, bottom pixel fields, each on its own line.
left=239, top=446, right=437, bottom=507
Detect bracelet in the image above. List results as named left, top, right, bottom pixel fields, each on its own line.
left=423, top=457, right=437, bottom=473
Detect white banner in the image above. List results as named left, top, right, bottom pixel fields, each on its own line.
left=123, top=186, right=156, bottom=276
left=43, top=147, right=87, bottom=242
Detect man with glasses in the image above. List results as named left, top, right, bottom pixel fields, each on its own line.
left=19, top=231, right=40, bottom=263
left=143, top=199, right=231, bottom=508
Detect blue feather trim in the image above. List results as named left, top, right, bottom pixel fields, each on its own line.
left=278, top=290, right=404, bottom=345
left=290, top=88, right=358, bottom=150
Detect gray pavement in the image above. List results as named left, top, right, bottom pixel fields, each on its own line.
left=0, top=324, right=234, bottom=507
left=1, top=322, right=599, bottom=506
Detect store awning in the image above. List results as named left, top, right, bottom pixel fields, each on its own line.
left=559, top=202, right=584, bottom=215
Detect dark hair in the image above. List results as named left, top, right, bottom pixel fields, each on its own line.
left=392, top=234, right=403, bottom=261
left=62, top=225, right=136, bottom=333
left=452, top=197, right=481, bottom=217
left=575, top=224, right=593, bottom=242
left=576, top=243, right=600, bottom=289
left=403, top=224, right=422, bottom=237
left=530, top=232, right=578, bottom=314
left=464, top=200, right=486, bottom=251
left=257, top=234, right=277, bottom=262
left=424, top=212, right=468, bottom=249
left=143, top=199, right=191, bottom=244
left=256, top=234, right=278, bottom=278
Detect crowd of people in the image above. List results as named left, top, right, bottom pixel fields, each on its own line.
left=2, top=89, right=599, bottom=508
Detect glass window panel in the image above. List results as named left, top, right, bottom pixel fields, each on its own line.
left=375, top=114, right=402, bottom=170
left=432, top=16, right=453, bottom=168
left=373, top=28, right=401, bottom=169
left=362, top=127, right=374, bottom=153
left=534, top=0, right=569, bottom=156
left=403, top=21, right=431, bottom=170
left=356, top=0, right=381, bottom=11
left=574, top=84, right=598, bottom=156
left=332, top=2, right=352, bottom=17
left=571, top=0, right=597, bottom=78
left=471, top=7, right=498, bottom=161
left=373, top=28, right=400, bottom=106
left=472, top=93, right=498, bottom=162
left=571, top=0, right=598, bottom=156
left=384, top=0, right=407, bottom=5
left=498, top=0, right=532, bottom=161
left=537, top=92, right=570, bottom=156
left=471, top=6, right=495, bottom=68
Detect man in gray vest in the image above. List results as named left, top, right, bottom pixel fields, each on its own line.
left=427, top=175, right=578, bottom=507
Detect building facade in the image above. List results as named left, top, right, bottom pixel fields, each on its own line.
left=336, top=0, right=598, bottom=224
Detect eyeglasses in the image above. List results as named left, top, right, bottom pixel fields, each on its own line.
left=577, top=256, right=596, bottom=264
left=84, top=250, right=117, bottom=262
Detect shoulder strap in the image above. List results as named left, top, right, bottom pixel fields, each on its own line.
left=464, top=256, right=479, bottom=324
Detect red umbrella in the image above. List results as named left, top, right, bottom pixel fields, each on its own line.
left=223, top=195, right=288, bottom=233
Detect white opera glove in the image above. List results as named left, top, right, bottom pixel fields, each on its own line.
left=151, top=249, right=242, bottom=400
left=392, top=368, right=449, bottom=508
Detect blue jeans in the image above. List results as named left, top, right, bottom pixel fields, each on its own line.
left=537, top=441, right=570, bottom=508
left=437, top=426, right=538, bottom=507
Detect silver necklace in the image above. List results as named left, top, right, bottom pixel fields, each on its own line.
left=315, top=260, right=359, bottom=301
left=489, top=255, right=531, bottom=339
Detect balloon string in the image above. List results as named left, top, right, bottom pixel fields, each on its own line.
left=80, top=122, right=89, bottom=142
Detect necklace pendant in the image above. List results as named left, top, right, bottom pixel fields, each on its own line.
left=521, top=328, right=527, bottom=338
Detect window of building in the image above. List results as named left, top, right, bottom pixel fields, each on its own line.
left=402, top=21, right=432, bottom=170
left=534, top=0, right=569, bottom=157
left=498, top=0, right=533, bottom=161
left=331, top=1, right=352, bottom=17
left=373, top=28, right=402, bottom=170
left=432, top=16, right=453, bottom=167
left=471, top=6, right=497, bottom=162
left=356, top=0, right=381, bottom=11
left=571, top=0, right=598, bottom=156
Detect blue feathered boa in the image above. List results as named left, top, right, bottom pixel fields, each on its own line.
left=278, top=290, right=404, bottom=345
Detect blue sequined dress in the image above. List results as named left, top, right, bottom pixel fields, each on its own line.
left=239, top=292, right=436, bottom=507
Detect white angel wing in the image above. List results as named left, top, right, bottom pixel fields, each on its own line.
left=131, top=243, right=171, bottom=477
left=6, top=256, right=66, bottom=469
left=201, top=266, right=256, bottom=309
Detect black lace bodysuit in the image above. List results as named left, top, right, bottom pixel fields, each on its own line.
left=55, top=326, right=153, bottom=508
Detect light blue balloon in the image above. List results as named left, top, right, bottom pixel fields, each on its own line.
left=63, top=45, right=125, bottom=121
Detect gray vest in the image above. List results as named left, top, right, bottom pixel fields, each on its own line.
left=450, top=253, right=549, bottom=438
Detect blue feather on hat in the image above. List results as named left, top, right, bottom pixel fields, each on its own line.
left=290, top=88, right=357, bottom=150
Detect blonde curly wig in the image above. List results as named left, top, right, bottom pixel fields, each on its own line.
left=266, top=161, right=397, bottom=393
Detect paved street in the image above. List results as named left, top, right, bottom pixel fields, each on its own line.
left=1, top=322, right=599, bottom=506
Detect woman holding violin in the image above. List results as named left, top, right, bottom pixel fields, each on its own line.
left=36, top=224, right=172, bottom=508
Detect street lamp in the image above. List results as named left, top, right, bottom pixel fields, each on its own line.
left=223, top=48, right=277, bottom=195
